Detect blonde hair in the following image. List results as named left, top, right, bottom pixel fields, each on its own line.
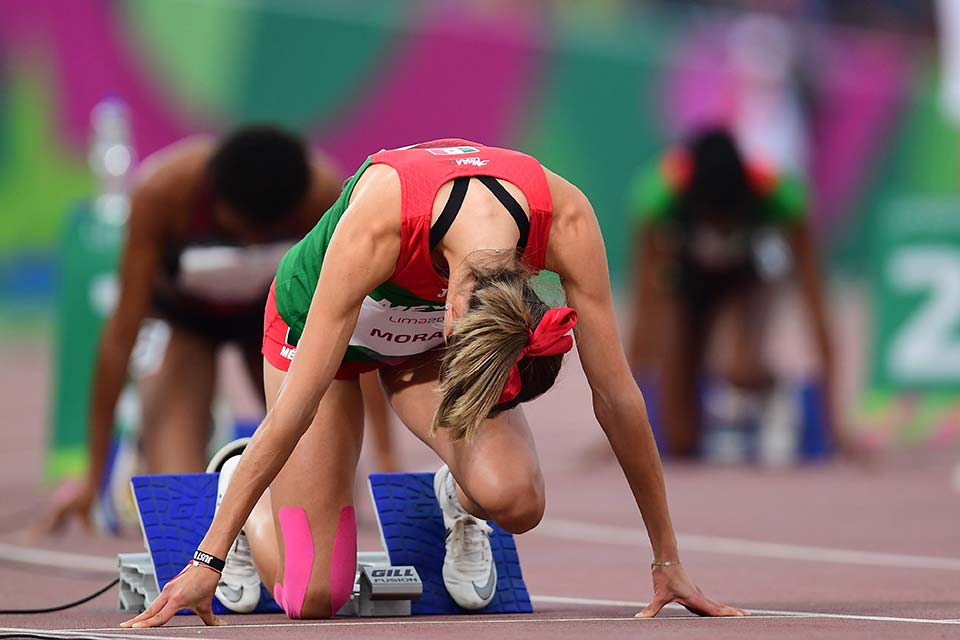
left=432, top=266, right=563, bottom=442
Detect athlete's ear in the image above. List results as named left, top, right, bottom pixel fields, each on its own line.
left=443, top=278, right=472, bottom=340
left=443, top=295, right=467, bottom=340
left=443, top=303, right=455, bottom=340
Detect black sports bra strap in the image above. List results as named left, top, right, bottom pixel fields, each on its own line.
left=476, top=176, right=530, bottom=253
left=429, top=177, right=470, bottom=250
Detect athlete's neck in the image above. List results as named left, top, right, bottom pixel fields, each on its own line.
left=442, top=247, right=519, bottom=329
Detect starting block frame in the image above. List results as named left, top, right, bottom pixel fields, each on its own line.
left=117, top=550, right=412, bottom=616
left=118, top=552, right=159, bottom=611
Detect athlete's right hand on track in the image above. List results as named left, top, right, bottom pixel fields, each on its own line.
left=120, top=564, right=225, bottom=628
left=34, top=480, right=96, bottom=536
left=636, top=563, right=749, bottom=618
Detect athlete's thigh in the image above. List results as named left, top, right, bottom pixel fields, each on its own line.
left=262, top=359, right=364, bottom=615
left=378, top=354, right=542, bottom=503
left=708, top=282, right=773, bottom=389
left=240, top=340, right=266, bottom=404
left=140, top=325, right=217, bottom=420
left=655, top=290, right=707, bottom=456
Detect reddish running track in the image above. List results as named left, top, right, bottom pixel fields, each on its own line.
left=2, top=342, right=959, bottom=640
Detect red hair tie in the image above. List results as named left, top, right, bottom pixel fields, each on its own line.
left=497, top=307, right=578, bottom=404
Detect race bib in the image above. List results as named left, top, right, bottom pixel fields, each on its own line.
left=349, top=296, right=445, bottom=357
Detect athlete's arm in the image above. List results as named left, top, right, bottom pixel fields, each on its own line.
left=545, top=173, right=745, bottom=618
left=204, top=167, right=399, bottom=554
left=547, top=179, right=678, bottom=563
left=785, top=219, right=846, bottom=450
left=89, top=181, right=168, bottom=490
left=40, top=179, right=167, bottom=534
left=122, top=166, right=402, bottom=628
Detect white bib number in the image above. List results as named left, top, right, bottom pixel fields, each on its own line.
left=349, top=296, right=445, bottom=358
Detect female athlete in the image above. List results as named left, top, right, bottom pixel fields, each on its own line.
left=121, top=139, right=747, bottom=626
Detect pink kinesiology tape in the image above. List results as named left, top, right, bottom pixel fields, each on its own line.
left=329, top=506, right=357, bottom=614
left=274, top=505, right=357, bottom=619
left=274, top=507, right=314, bottom=619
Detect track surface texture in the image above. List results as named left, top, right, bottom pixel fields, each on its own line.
left=2, top=338, right=958, bottom=640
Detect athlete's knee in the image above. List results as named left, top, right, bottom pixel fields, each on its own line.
left=293, top=587, right=333, bottom=619
left=274, top=505, right=356, bottom=619
left=472, top=471, right=545, bottom=534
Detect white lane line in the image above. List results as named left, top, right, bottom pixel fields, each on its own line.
left=0, top=628, right=227, bottom=640
left=8, top=518, right=960, bottom=577
left=535, top=596, right=955, bottom=625
left=66, top=599, right=960, bottom=632
left=532, top=595, right=960, bottom=625
left=0, top=542, right=116, bottom=573
left=6, top=541, right=958, bottom=629
left=534, top=518, right=960, bottom=571
left=57, top=616, right=747, bottom=634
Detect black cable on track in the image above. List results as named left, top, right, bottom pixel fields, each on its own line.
left=0, top=577, right=119, bottom=615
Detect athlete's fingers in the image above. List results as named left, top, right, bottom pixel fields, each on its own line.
left=678, top=593, right=746, bottom=617
left=120, top=592, right=168, bottom=627
left=700, top=594, right=749, bottom=616
left=120, top=598, right=165, bottom=628
left=702, top=594, right=749, bottom=616
left=35, top=494, right=94, bottom=538
left=195, top=600, right=225, bottom=627
left=31, top=509, right=63, bottom=537
left=635, top=594, right=670, bottom=619
left=36, top=498, right=79, bottom=536
left=132, top=599, right=180, bottom=628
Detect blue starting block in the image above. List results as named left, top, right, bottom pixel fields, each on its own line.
left=124, top=471, right=531, bottom=616
left=130, top=473, right=281, bottom=615
left=369, top=473, right=532, bottom=615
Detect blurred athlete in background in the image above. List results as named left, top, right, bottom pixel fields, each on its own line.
left=41, top=125, right=396, bottom=533
left=625, top=127, right=843, bottom=458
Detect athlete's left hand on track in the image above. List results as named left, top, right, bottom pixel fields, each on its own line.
left=33, top=480, right=96, bottom=537
left=120, top=564, right=225, bottom=628
left=635, top=563, right=749, bottom=618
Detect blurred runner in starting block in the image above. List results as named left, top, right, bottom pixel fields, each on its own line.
left=41, top=125, right=396, bottom=535
left=620, top=127, right=851, bottom=460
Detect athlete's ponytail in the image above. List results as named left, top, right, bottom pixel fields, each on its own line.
left=432, top=265, right=573, bottom=442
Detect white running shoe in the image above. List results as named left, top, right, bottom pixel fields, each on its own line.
left=433, top=464, right=497, bottom=610
left=208, top=441, right=261, bottom=614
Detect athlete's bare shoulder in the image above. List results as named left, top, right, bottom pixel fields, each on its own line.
left=542, top=166, right=600, bottom=269
left=307, top=147, right=341, bottom=180
left=303, top=148, right=344, bottom=219
left=131, top=135, right=212, bottom=220
left=121, top=137, right=212, bottom=239
left=340, top=161, right=402, bottom=238
left=135, top=136, right=212, bottom=190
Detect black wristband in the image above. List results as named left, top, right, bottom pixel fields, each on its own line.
left=192, top=549, right=226, bottom=573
